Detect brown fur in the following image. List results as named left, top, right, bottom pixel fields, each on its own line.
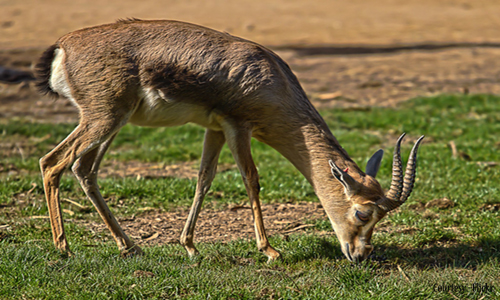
left=35, top=19, right=419, bottom=263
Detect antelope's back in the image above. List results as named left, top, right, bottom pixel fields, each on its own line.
left=56, top=20, right=299, bottom=112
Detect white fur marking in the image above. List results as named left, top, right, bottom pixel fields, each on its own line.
left=129, top=87, right=222, bottom=130
left=49, top=48, right=77, bottom=106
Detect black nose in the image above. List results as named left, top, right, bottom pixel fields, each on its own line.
left=352, top=254, right=366, bottom=263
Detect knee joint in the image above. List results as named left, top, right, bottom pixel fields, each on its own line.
left=71, top=159, right=96, bottom=185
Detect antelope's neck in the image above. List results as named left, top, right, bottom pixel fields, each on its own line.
left=265, top=117, right=362, bottom=201
left=306, top=124, right=361, bottom=194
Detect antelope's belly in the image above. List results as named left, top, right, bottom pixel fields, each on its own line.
left=129, top=87, right=222, bottom=130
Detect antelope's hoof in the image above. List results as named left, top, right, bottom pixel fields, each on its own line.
left=120, top=245, right=144, bottom=258
left=182, top=242, right=200, bottom=258
left=59, top=249, right=74, bottom=258
left=262, top=247, right=281, bottom=263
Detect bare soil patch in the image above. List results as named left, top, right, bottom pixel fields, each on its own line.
left=1, top=0, right=500, bottom=49
left=77, top=202, right=331, bottom=246
left=98, top=160, right=236, bottom=180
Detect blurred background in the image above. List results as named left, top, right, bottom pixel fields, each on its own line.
left=1, top=0, right=500, bottom=48
left=1, top=0, right=500, bottom=119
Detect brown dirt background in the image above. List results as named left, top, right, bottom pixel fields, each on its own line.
left=1, top=0, right=499, bottom=246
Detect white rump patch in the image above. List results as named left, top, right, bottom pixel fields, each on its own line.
left=49, top=48, right=77, bottom=106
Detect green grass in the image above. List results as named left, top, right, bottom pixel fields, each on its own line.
left=1, top=94, right=499, bottom=299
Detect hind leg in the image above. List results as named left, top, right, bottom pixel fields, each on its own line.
left=71, top=133, right=143, bottom=257
left=40, top=117, right=126, bottom=254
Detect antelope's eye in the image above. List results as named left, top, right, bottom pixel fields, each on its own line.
left=355, top=211, right=370, bottom=222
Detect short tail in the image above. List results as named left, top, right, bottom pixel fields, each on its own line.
left=35, top=44, right=60, bottom=98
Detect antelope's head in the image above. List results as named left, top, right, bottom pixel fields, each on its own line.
left=328, top=133, right=424, bottom=263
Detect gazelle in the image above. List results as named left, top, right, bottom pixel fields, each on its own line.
left=35, top=19, right=423, bottom=263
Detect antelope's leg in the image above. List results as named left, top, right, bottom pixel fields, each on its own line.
left=40, top=119, right=123, bottom=254
left=222, top=123, right=281, bottom=262
left=71, top=133, right=142, bottom=257
left=180, top=129, right=226, bottom=257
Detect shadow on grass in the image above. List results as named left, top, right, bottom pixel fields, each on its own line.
left=374, top=238, right=500, bottom=269
left=281, top=237, right=343, bottom=263
left=281, top=236, right=500, bottom=270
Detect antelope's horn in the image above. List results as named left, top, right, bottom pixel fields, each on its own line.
left=399, top=135, right=425, bottom=203
left=378, top=134, right=425, bottom=212
left=385, top=133, right=406, bottom=201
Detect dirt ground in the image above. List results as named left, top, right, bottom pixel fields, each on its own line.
left=1, top=0, right=500, bottom=246
left=79, top=201, right=334, bottom=246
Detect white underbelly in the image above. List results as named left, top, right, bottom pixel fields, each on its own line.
left=129, top=87, right=222, bottom=130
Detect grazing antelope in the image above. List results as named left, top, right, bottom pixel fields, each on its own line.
left=35, top=19, right=423, bottom=263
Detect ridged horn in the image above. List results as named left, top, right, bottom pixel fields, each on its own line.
left=377, top=134, right=425, bottom=212
left=399, top=135, right=425, bottom=203
left=385, top=133, right=406, bottom=201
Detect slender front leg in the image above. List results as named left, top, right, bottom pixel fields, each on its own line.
left=180, top=129, right=226, bottom=257
left=72, top=133, right=143, bottom=257
left=222, top=122, right=281, bottom=262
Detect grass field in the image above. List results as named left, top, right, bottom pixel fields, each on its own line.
left=1, top=94, right=499, bottom=299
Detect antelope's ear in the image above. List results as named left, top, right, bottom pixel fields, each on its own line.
left=366, top=149, right=384, bottom=178
left=329, top=160, right=358, bottom=197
